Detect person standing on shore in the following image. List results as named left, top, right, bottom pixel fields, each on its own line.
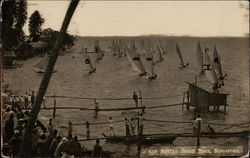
left=86, top=121, right=90, bottom=139
left=133, top=92, right=138, bottom=108
left=193, top=114, right=203, bottom=135
left=94, top=99, right=99, bottom=118
left=28, top=94, right=32, bottom=108
left=43, top=96, right=46, bottom=108
left=24, top=93, right=28, bottom=108
left=109, top=117, right=115, bottom=137
left=93, top=139, right=102, bottom=157
left=124, top=118, right=131, bottom=137
left=20, top=96, right=24, bottom=108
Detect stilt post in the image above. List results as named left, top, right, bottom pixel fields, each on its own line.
left=53, top=92, right=56, bottom=119
left=182, top=91, right=185, bottom=110
left=197, top=120, right=201, bottom=146
left=224, top=105, right=227, bottom=113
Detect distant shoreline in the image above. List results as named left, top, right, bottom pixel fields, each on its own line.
left=76, top=35, right=249, bottom=39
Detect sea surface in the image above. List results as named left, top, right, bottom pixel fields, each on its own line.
left=3, top=36, right=249, bottom=156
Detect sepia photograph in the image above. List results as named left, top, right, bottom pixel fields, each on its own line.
left=1, top=0, right=249, bottom=157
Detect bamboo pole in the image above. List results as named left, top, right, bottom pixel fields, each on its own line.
left=18, top=1, right=79, bottom=157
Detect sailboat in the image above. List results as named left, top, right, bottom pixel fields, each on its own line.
left=196, top=41, right=204, bottom=73
left=154, top=43, right=164, bottom=65
left=126, top=41, right=147, bottom=76
left=116, top=40, right=122, bottom=57
left=176, top=43, right=189, bottom=68
left=33, top=53, right=56, bottom=73
left=118, top=39, right=126, bottom=56
left=213, top=46, right=227, bottom=83
left=82, top=47, right=96, bottom=74
left=203, top=49, right=220, bottom=90
left=110, top=40, right=117, bottom=56
left=159, top=40, right=167, bottom=54
left=144, top=40, right=157, bottom=79
left=94, top=40, right=104, bottom=61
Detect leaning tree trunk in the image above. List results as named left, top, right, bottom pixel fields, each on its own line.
left=18, top=0, right=79, bottom=157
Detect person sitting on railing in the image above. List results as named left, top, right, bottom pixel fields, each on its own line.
left=130, top=118, right=137, bottom=136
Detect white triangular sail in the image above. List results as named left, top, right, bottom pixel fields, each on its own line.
left=111, top=40, right=116, bottom=55
left=176, top=43, right=185, bottom=66
left=115, top=40, right=122, bottom=57
left=82, top=48, right=95, bottom=73
left=205, top=63, right=218, bottom=84
left=129, top=41, right=146, bottom=74
left=159, top=40, right=167, bottom=54
left=118, top=39, right=125, bottom=55
left=145, top=45, right=155, bottom=77
left=125, top=43, right=140, bottom=72
left=213, top=46, right=223, bottom=78
left=144, top=40, right=157, bottom=79
left=196, top=41, right=204, bottom=72
left=203, top=51, right=218, bottom=84
left=94, top=40, right=104, bottom=61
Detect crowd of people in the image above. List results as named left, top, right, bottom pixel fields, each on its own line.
left=2, top=92, right=105, bottom=157
left=4, top=91, right=46, bottom=109
left=106, top=113, right=144, bottom=138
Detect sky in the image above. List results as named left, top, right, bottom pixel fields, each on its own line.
left=23, top=0, right=249, bottom=37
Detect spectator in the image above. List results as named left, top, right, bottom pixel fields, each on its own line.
left=93, top=139, right=102, bottom=157
left=5, top=113, right=15, bottom=141
left=8, top=130, right=22, bottom=157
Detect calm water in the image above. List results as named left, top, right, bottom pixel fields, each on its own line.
left=3, top=37, right=249, bottom=156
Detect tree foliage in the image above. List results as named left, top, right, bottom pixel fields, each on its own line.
left=41, top=28, right=76, bottom=52
left=28, top=10, right=44, bottom=42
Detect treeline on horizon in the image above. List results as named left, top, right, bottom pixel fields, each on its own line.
left=2, top=0, right=76, bottom=59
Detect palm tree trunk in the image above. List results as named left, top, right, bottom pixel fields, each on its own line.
left=18, top=0, right=79, bottom=157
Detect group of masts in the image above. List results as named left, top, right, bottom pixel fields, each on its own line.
left=81, top=39, right=190, bottom=80
left=196, top=41, right=227, bottom=91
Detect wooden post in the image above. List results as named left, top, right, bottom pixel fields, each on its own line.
left=182, top=91, right=185, bottom=110
left=195, top=76, right=197, bottom=85
left=53, top=92, right=56, bottom=119
left=139, top=90, right=142, bottom=107
left=197, top=120, right=201, bottom=146
left=139, top=91, right=144, bottom=113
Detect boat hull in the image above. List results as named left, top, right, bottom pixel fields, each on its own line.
left=105, top=135, right=177, bottom=144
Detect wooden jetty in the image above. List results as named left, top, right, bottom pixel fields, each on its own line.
left=186, top=82, right=229, bottom=112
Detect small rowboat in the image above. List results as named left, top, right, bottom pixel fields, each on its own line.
left=103, top=134, right=177, bottom=144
